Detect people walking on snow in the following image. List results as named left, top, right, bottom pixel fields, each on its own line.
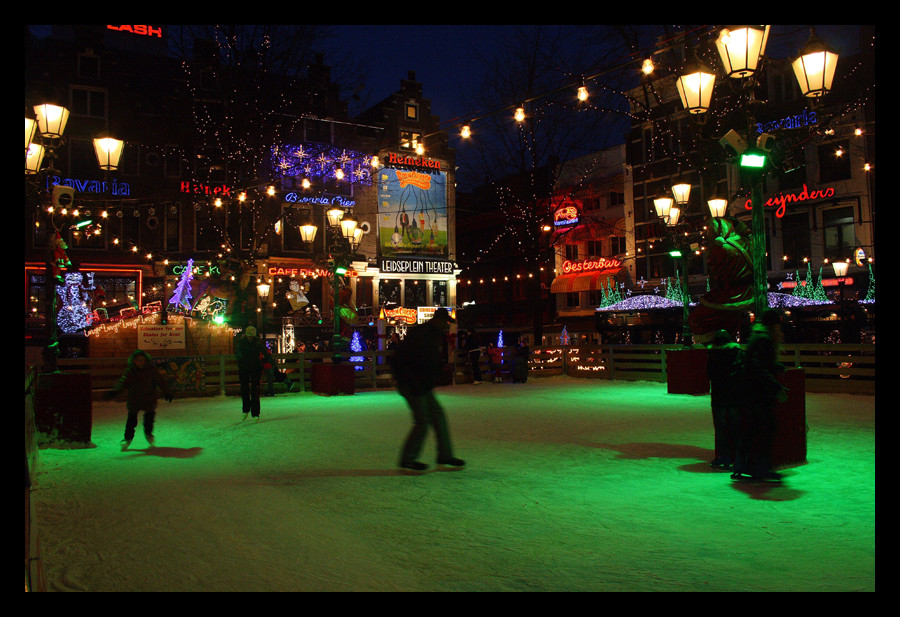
left=706, top=329, right=742, bottom=470
left=235, top=325, right=267, bottom=422
left=390, top=307, right=465, bottom=472
left=464, top=327, right=483, bottom=384
left=732, top=309, right=789, bottom=481
left=105, top=349, right=173, bottom=450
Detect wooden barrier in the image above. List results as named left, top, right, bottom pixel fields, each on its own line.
left=49, top=343, right=874, bottom=397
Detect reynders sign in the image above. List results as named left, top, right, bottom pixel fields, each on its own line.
left=379, top=258, right=455, bottom=274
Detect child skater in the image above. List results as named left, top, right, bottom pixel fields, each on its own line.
left=105, top=349, right=173, bottom=450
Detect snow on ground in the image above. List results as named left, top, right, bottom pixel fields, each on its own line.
left=31, top=376, right=875, bottom=592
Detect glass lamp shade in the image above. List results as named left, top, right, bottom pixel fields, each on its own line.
left=33, top=104, right=70, bottom=138
left=707, top=198, right=728, bottom=218
left=716, top=25, right=770, bottom=78
left=666, top=206, right=681, bottom=227
left=671, top=182, right=692, bottom=206
left=25, top=118, right=37, bottom=151
left=299, top=221, right=317, bottom=243
left=832, top=260, right=849, bottom=277
left=256, top=282, right=271, bottom=300
left=340, top=213, right=358, bottom=239
left=351, top=227, right=363, bottom=245
left=93, top=136, right=124, bottom=171
left=653, top=195, right=674, bottom=219
left=676, top=64, right=716, bottom=114
left=25, top=143, right=45, bottom=174
left=326, top=206, right=344, bottom=227
left=792, top=33, right=838, bottom=98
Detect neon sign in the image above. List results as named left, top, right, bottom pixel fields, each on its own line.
left=107, top=25, right=163, bottom=38
left=561, top=258, right=621, bottom=274
left=267, top=266, right=328, bottom=278
left=46, top=175, right=131, bottom=196
left=553, top=199, right=582, bottom=227
left=284, top=193, right=355, bottom=207
left=386, top=152, right=442, bottom=170
left=180, top=181, right=232, bottom=197
left=755, top=108, right=817, bottom=134
left=744, top=184, right=836, bottom=218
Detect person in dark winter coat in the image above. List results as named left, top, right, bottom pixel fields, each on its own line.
left=105, top=349, right=173, bottom=450
left=391, top=308, right=465, bottom=472
left=706, top=329, right=743, bottom=469
left=732, top=309, right=789, bottom=481
left=464, top=328, right=483, bottom=384
left=235, top=326, right=267, bottom=421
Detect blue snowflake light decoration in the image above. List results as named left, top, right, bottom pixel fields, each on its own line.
left=271, top=142, right=373, bottom=187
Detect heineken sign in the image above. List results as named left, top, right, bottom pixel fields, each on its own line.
left=379, top=258, right=456, bottom=275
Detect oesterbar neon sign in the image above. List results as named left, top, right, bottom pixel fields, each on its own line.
left=744, top=184, right=836, bottom=218
left=562, top=258, right=621, bottom=274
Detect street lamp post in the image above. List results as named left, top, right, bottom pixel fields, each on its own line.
left=672, top=25, right=840, bottom=320
left=25, top=103, right=124, bottom=372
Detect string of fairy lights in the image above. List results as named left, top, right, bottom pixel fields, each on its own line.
left=33, top=25, right=875, bottom=317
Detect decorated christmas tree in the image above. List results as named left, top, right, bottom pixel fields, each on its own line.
left=57, top=272, right=94, bottom=333
left=349, top=330, right=366, bottom=370
left=559, top=326, right=570, bottom=345
left=864, top=265, right=875, bottom=301
left=813, top=267, right=829, bottom=302
left=168, top=258, right=195, bottom=312
left=497, top=330, right=505, bottom=348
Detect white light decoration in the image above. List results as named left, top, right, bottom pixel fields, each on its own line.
left=326, top=206, right=344, bottom=227
left=299, top=220, right=317, bottom=244
left=671, top=182, right=691, bottom=206
left=34, top=103, right=70, bottom=138
left=25, top=143, right=45, bottom=174
left=707, top=197, right=728, bottom=218
left=666, top=206, right=681, bottom=227
left=676, top=62, right=716, bottom=114
left=514, top=107, right=525, bottom=122
left=460, top=125, right=471, bottom=139
left=715, top=25, right=770, bottom=78
left=792, top=29, right=839, bottom=98
left=93, top=135, right=125, bottom=171
left=577, top=85, right=589, bottom=101
left=653, top=194, right=674, bottom=220
left=25, top=117, right=37, bottom=152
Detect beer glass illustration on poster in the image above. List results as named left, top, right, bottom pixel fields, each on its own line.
left=377, top=168, right=448, bottom=258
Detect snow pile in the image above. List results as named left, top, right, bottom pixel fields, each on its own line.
left=31, top=376, right=875, bottom=591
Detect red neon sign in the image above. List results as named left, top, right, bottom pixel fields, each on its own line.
left=562, top=257, right=621, bottom=274
left=107, top=25, right=163, bottom=38
left=744, top=184, right=836, bottom=218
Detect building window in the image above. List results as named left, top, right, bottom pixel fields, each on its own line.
left=70, top=86, right=107, bottom=118
left=822, top=206, right=856, bottom=261
left=610, top=236, right=626, bottom=255
left=781, top=212, right=811, bottom=270
left=165, top=203, right=180, bottom=252
left=400, top=130, right=422, bottom=151
left=432, top=280, right=448, bottom=307
left=565, top=244, right=578, bottom=261
left=587, top=240, right=602, bottom=257
left=405, top=101, right=419, bottom=121
left=565, top=292, right=579, bottom=308
left=77, top=53, right=100, bottom=79
left=588, top=289, right=603, bottom=306
left=609, top=190, right=625, bottom=206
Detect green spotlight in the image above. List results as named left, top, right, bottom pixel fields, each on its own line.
left=669, top=249, right=683, bottom=258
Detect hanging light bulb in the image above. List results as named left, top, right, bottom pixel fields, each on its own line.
left=577, top=84, right=589, bottom=101
left=514, top=106, right=525, bottom=122
left=460, top=124, right=471, bottom=139
left=415, top=142, right=424, bottom=156
left=642, top=58, right=655, bottom=75
left=301, top=178, right=311, bottom=189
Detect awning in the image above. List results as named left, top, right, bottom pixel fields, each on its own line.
left=551, top=268, right=623, bottom=294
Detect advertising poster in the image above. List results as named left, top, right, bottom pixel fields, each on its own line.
left=137, top=323, right=186, bottom=350
left=377, top=168, right=448, bottom=258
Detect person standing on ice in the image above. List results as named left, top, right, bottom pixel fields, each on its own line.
left=706, top=329, right=742, bottom=470
left=732, top=309, right=789, bottom=481
left=391, top=307, right=465, bottom=472
left=105, top=349, right=173, bottom=450
left=235, top=326, right=266, bottom=422
left=487, top=341, right=503, bottom=383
